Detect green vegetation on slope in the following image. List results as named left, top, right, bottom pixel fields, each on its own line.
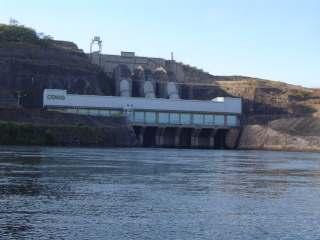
left=0, top=24, right=116, bottom=106
left=0, top=122, right=55, bottom=145
left=0, top=24, right=52, bottom=46
left=0, top=120, right=134, bottom=147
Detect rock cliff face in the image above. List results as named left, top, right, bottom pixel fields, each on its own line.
left=0, top=24, right=123, bottom=147
left=214, top=78, right=320, bottom=151
left=179, top=76, right=320, bottom=151
left=180, top=76, right=320, bottom=117
left=157, top=72, right=320, bottom=151
left=239, top=122, right=320, bottom=152
left=216, top=77, right=320, bottom=117
left=0, top=40, right=114, bottom=107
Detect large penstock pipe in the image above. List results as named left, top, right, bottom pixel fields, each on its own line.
left=120, top=79, right=131, bottom=97
left=115, top=64, right=132, bottom=97
left=144, top=81, right=156, bottom=98
left=167, top=81, right=180, bottom=99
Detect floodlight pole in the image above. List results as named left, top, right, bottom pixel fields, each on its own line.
left=90, top=36, right=103, bottom=66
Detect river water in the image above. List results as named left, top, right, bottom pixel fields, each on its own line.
left=1, top=147, right=320, bottom=240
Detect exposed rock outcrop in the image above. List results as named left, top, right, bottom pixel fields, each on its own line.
left=215, top=79, right=320, bottom=151
left=0, top=40, right=114, bottom=107
left=225, top=129, right=241, bottom=149
left=238, top=122, right=320, bottom=152
left=180, top=76, right=320, bottom=151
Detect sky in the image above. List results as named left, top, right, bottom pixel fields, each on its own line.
left=0, top=0, right=319, bottom=88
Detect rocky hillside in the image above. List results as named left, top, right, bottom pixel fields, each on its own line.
left=213, top=77, right=320, bottom=151
left=216, top=77, right=320, bottom=118
left=238, top=118, right=320, bottom=152
left=180, top=75, right=320, bottom=118
left=178, top=74, right=320, bottom=151
left=0, top=24, right=114, bottom=107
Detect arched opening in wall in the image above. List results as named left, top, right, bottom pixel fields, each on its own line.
left=179, top=128, right=192, bottom=148
left=198, top=129, right=212, bottom=149
left=163, top=127, right=176, bottom=147
left=143, top=127, right=157, bottom=147
left=155, top=82, right=161, bottom=98
left=180, top=85, right=191, bottom=100
left=214, top=129, right=228, bottom=149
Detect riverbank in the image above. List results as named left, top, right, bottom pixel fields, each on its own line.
left=2, top=109, right=320, bottom=152
left=238, top=117, right=320, bottom=152
left=0, top=108, right=136, bottom=147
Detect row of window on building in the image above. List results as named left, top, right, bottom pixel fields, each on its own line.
left=130, top=111, right=239, bottom=126
left=62, top=108, right=122, bottom=117
left=57, top=108, right=239, bottom=127
left=131, top=111, right=239, bottom=127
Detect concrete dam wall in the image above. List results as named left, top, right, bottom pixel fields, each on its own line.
left=76, top=51, right=243, bottom=149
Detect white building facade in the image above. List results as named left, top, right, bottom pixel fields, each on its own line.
left=43, top=89, right=242, bottom=128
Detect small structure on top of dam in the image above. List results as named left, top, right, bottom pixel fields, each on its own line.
left=90, top=49, right=218, bottom=99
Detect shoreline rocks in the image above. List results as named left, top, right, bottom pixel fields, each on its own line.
left=238, top=123, right=320, bottom=152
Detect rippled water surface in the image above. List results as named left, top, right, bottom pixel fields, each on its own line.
left=1, top=147, right=320, bottom=239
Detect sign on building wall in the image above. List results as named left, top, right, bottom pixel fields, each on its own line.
left=121, top=52, right=135, bottom=57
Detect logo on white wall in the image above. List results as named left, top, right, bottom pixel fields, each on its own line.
left=47, top=95, right=66, bottom=100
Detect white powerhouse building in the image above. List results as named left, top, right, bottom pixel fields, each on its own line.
left=43, top=89, right=242, bottom=128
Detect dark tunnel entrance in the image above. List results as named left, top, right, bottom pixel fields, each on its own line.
left=162, top=127, right=176, bottom=147
left=198, top=129, right=212, bottom=148
left=179, top=128, right=192, bottom=148
left=133, top=126, right=232, bottom=149
left=214, top=129, right=228, bottom=149
left=143, top=127, right=157, bottom=147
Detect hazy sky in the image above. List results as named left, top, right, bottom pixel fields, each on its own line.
left=0, top=0, right=319, bottom=87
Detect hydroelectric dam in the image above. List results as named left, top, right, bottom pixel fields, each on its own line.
left=43, top=50, right=242, bottom=149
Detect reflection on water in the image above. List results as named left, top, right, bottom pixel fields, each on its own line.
left=1, top=147, right=320, bottom=239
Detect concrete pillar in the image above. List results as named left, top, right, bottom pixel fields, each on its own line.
left=191, top=128, right=201, bottom=148
left=209, top=129, right=216, bottom=148
left=174, top=128, right=182, bottom=147
left=155, top=127, right=166, bottom=147
left=225, top=129, right=241, bottom=149
left=137, top=127, right=145, bottom=147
